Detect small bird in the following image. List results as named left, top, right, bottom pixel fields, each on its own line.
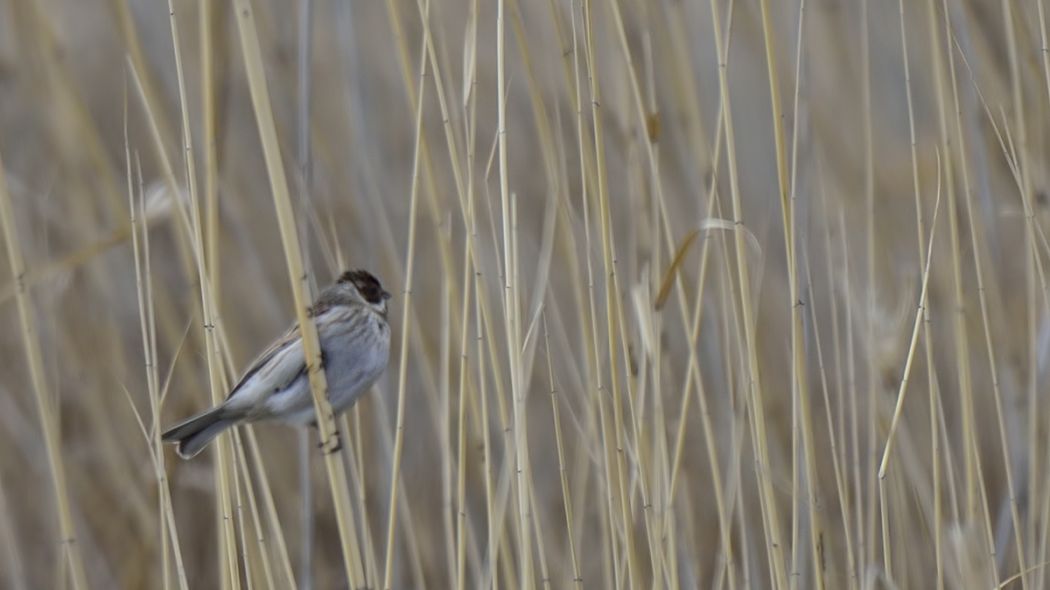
left=162, top=269, right=392, bottom=458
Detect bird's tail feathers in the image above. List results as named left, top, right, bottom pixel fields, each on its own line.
left=161, top=406, right=235, bottom=459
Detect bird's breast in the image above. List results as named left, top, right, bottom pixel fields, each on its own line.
left=319, top=310, right=391, bottom=412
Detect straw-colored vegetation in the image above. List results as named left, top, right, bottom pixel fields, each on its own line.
left=0, top=0, right=1047, bottom=588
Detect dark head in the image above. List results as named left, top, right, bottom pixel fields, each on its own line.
left=338, top=269, right=391, bottom=313
left=310, top=269, right=392, bottom=317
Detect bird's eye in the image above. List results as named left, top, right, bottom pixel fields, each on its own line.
left=358, top=284, right=381, bottom=304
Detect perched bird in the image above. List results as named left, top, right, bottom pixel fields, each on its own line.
left=162, top=269, right=392, bottom=458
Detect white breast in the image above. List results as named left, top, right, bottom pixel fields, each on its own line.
left=323, top=312, right=391, bottom=412
left=266, top=307, right=390, bottom=425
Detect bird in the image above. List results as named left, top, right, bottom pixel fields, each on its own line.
left=162, top=269, right=392, bottom=458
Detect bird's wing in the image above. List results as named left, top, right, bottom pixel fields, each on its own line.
left=226, top=323, right=306, bottom=402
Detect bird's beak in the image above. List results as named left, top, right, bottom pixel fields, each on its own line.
left=383, top=290, right=392, bottom=301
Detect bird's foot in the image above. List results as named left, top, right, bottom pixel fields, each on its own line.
left=319, top=430, right=343, bottom=454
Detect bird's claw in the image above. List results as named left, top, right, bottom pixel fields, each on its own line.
left=319, top=430, right=343, bottom=454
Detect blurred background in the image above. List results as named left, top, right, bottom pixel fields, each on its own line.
left=0, top=0, right=1046, bottom=588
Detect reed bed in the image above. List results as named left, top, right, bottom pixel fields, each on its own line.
left=0, top=0, right=1046, bottom=588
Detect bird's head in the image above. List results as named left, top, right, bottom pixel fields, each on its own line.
left=337, top=269, right=392, bottom=315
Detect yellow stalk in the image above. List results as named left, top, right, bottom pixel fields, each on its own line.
left=0, top=151, right=90, bottom=590
left=706, top=0, right=788, bottom=585
left=230, top=0, right=365, bottom=585
left=381, top=12, right=427, bottom=587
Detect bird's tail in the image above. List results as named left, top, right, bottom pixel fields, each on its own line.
left=161, top=406, right=235, bottom=459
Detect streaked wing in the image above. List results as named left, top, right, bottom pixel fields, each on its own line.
left=224, top=305, right=378, bottom=420
left=227, top=323, right=304, bottom=400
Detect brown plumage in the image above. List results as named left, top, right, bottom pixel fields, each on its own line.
left=162, top=269, right=392, bottom=458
